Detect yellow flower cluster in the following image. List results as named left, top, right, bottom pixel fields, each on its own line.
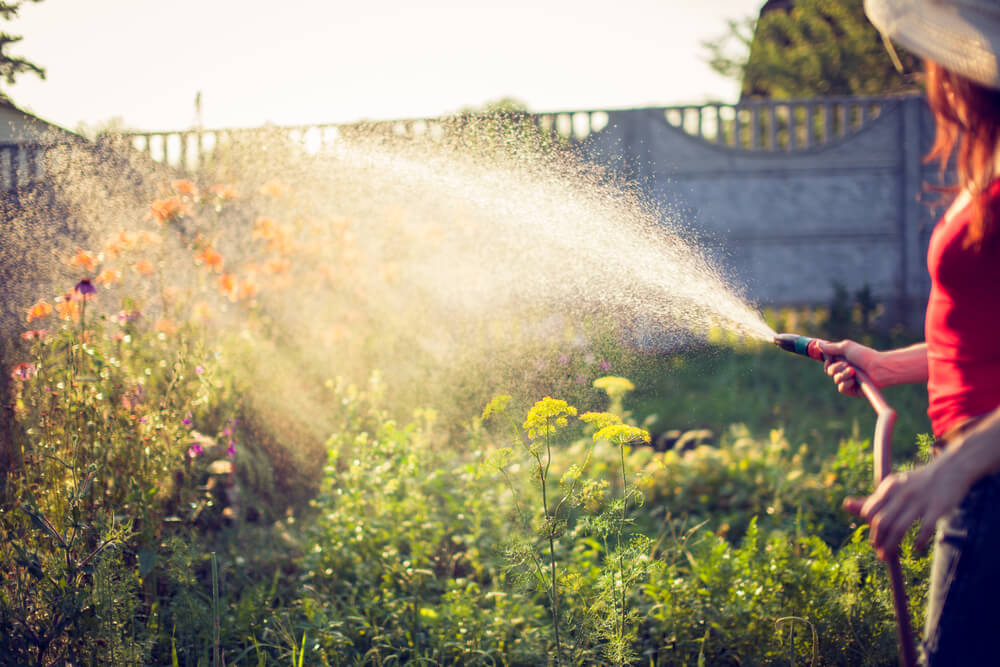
left=481, top=394, right=512, bottom=421
left=522, top=396, right=577, bottom=439
left=581, top=411, right=650, bottom=446
left=592, top=376, right=635, bottom=401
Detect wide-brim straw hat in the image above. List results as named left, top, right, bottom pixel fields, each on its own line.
left=865, top=0, right=1000, bottom=90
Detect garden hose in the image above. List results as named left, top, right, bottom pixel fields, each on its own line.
left=773, top=334, right=917, bottom=667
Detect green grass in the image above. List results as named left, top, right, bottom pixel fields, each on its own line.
left=627, top=340, right=931, bottom=465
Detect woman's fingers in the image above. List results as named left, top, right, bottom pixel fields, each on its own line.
left=825, top=360, right=859, bottom=395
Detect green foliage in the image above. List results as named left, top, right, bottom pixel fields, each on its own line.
left=0, top=0, right=45, bottom=92
left=704, top=0, right=921, bottom=98
left=0, top=168, right=934, bottom=663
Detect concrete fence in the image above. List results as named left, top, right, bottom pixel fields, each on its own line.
left=3, top=93, right=936, bottom=328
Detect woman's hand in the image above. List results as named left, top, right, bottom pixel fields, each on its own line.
left=843, top=454, right=973, bottom=560
left=818, top=339, right=882, bottom=397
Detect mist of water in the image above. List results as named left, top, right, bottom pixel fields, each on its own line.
left=2, top=121, right=774, bottom=427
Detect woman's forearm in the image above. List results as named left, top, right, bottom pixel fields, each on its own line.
left=944, top=406, right=1000, bottom=489
left=875, top=342, right=928, bottom=387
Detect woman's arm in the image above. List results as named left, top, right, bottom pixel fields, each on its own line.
left=818, top=340, right=928, bottom=395
left=845, top=405, right=1000, bottom=560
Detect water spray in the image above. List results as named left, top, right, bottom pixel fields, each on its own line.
left=773, top=333, right=916, bottom=667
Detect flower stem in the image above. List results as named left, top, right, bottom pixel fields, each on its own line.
left=617, top=443, right=628, bottom=646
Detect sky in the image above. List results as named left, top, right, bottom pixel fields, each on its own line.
left=7, top=0, right=764, bottom=133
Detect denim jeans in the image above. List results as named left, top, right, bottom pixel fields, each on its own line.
left=920, top=470, right=1000, bottom=665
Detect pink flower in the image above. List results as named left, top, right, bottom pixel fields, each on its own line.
left=10, top=362, right=36, bottom=381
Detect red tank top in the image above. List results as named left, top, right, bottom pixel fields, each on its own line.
left=926, top=181, right=1000, bottom=436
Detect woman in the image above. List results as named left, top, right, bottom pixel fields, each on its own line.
left=820, top=0, right=1000, bottom=662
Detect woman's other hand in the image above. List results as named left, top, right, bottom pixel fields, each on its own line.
left=843, top=453, right=974, bottom=560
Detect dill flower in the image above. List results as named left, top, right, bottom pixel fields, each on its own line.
left=592, top=423, right=650, bottom=447
left=579, top=411, right=622, bottom=431
left=26, top=299, right=53, bottom=322
left=522, top=396, right=577, bottom=439
left=592, top=376, right=635, bottom=401
left=481, top=394, right=512, bottom=421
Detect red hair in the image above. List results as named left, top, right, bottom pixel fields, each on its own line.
left=924, top=60, right=1000, bottom=249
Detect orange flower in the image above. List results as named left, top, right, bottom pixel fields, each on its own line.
left=155, top=319, right=178, bottom=335
left=217, top=273, right=237, bottom=300
left=172, top=179, right=198, bottom=197
left=252, top=217, right=278, bottom=241
left=69, top=249, right=99, bottom=272
left=26, top=299, right=53, bottom=322
left=259, top=180, right=291, bottom=199
left=55, top=295, right=80, bottom=322
left=104, top=231, right=137, bottom=257
left=95, top=268, right=122, bottom=287
left=265, top=258, right=291, bottom=275
left=194, top=246, right=224, bottom=273
left=210, top=183, right=238, bottom=200
left=149, top=197, right=191, bottom=224
left=134, top=259, right=155, bottom=276
left=236, top=277, right=258, bottom=301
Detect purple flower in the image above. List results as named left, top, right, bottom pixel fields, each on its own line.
left=599, top=359, right=612, bottom=372
left=195, top=365, right=204, bottom=375
left=183, top=411, right=193, bottom=426
left=188, top=442, right=203, bottom=457
left=116, top=309, right=142, bottom=325
left=227, top=440, right=236, bottom=458
left=74, top=278, right=97, bottom=299
left=139, top=416, right=147, bottom=424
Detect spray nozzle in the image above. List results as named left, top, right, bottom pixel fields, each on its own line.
left=773, top=333, right=825, bottom=361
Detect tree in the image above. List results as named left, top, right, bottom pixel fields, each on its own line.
left=0, top=0, right=44, bottom=97
left=703, top=0, right=920, bottom=99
